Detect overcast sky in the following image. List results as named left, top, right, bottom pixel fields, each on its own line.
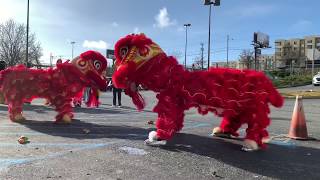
left=0, top=0, right=318, bottom=66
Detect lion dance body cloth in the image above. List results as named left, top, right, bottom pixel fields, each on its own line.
left=112, top=33, right=284, bottom=150
left=0, top=50, right=107, bottom=123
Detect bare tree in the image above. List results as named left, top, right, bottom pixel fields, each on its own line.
left=239, top=49, right=254, bottom=69
left=0, top=19, right=42, bottom=67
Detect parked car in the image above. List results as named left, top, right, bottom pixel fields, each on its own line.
left=312, top=72, right=320, bottom=86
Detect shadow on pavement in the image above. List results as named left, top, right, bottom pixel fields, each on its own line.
left=162, top=133, right=320, bottom=180
left=101, top=103, right=154, bottom=113
left=0, top=104, right=137, bottom=115
left=17, top=119, right=151, bottom=141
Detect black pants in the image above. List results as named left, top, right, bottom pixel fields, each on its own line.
left=112, top=88, right=122, bottom=106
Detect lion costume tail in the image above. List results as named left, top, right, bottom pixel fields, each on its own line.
left=260, top=73, right=284, bottom=108
left=267, top=82, right=284, bottom=108
left=245, top=70, right=284, bottom=108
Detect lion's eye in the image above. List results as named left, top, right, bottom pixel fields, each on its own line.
left=120, top=46, right=129, bottom=59
left=138, top=46, right=150, bottom=57
left=93, top=60, right=101, bottom=69
left=78, top=59, right=86, bottom=67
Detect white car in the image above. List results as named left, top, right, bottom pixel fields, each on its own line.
left=312, top=73, right=320, bottom=86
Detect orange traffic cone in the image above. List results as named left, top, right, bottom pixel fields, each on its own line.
left=288, top=95, right=309, bottom=140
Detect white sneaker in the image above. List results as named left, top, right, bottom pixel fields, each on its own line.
left=118, top=105, right=122, bottom=108
left=111, top=105, right=116, bottom=107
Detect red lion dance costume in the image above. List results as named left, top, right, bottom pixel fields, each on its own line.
left=112, top=34, right=284, bottom=151
left=0, top=50, right=107, bottom=123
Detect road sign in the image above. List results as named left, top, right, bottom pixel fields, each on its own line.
left=204, top=0, right=220, bottom=6
left=106, top=49, right=115, bottom=59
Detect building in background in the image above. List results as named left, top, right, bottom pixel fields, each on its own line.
left=305, top=36, right=320, bottom=68
left=275, top=35, right=320, bottom=69
left=258, top=54, right=276, bottom=70
left=212, top=61, right=239, bottom=69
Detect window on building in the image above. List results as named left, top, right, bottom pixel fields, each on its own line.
left=307, top=40, right=313, bottom=43
left=275, top=42, right=282, bottom=46
left=307, top=45, right=313, bottom=49
left=294, top=41, right=297, bottom=45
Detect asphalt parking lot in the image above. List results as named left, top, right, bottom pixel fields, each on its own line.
left=0, top=88, right=319, bottom=180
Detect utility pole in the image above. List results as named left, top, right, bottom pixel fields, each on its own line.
left=71, top=41, right=76, bottom=59
left=254, top=46, right=257, bottom=70
left=227, top=35, right=229, bottom=67
left=200, top=43, right=204, bottom=70
left=50, top=53, right=53, bottom=67
left=312, top=45, right=315, bottom=77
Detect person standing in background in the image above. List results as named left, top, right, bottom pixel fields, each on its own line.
left=0, top=61, right=6, bottom=104
left=108, top=78, right=122, bottom=107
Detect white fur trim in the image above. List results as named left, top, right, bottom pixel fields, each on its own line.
left=14, top=114, right=26, bottom=122
left=212, top=127, right=222, bottom=134
left=148, top=131, right=158, bottom=142
left=62, top=114, right=72, bottom=124
left=242, top=139, right=259, bottom=152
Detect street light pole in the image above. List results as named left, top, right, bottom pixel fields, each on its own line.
left=26, top=0, right=30, bottom=66
left=204, top=0, right=220, bottom=70
left=207, top=4, right=212, bottom=70
left=184, top=23, right=191, bottom=69
left=312, top=45, right=315, bottom=77
left=71, top=41, right=76, bottom=59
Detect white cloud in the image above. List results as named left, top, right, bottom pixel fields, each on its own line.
left=111, top=22, right=119, bottom=27
left=0, top=0, right=25, bottom=23
left=133, top=27, right=140, bottom=34
left=154, top=7, right=176, bottom=28
left=39, top=50, right=53, bottom=64
left=82, top=40, right=110, bottom=50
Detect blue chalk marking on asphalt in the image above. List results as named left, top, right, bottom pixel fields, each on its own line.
left=0, top=159, right=30, bottom=170
left=0, top=132, right=145, bottom=138
left=268, top=139, right=296, bottom=148
left=0, top=142, right=117, bottom=171
left=0, top=142, right=107, bottom=148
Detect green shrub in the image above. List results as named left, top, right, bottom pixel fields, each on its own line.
left=272, top=73, right=312, bottom=88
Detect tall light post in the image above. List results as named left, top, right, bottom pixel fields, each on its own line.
left=71, top=41, right=76, bottom=59
left=226, top=34, right=233, bottom=67
left=204, top=0, right=220, bottom=70
left=26, top=0, right=30, bottom=66
left=184, top=23, right=191, bottom=69
left=312, top=43, right=316, bottom=77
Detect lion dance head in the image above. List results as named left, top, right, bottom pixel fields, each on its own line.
left=112, top=33, right=168, bottom=110
left=70, top=50, right=108, bottom=91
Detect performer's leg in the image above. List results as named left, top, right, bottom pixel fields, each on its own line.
left=112, top=88, right=116, bottom=106
left=147, top=94, right=185, bottom=142
left=243, top=110, right=270, bottom=150
left=7, top=97, right=25, bottom=122
left=212, top=116, right=242, bottom=137
left=0, top=92, right=5, bottom=104
left=118, top=89, right=122, bottom=106
left=52, top=97, right=74, bottom=123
